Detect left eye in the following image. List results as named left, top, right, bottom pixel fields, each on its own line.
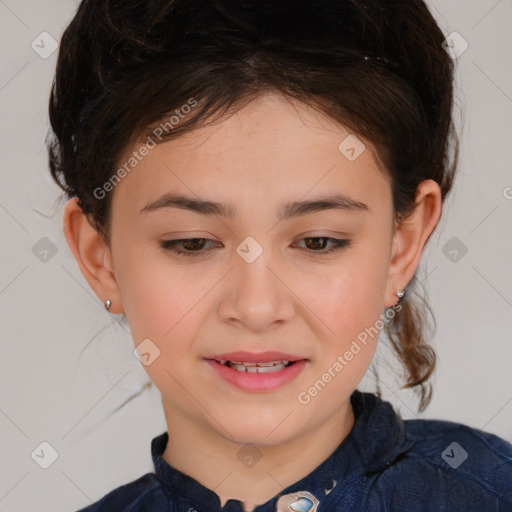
left=160, top=237, right=351, bottom=258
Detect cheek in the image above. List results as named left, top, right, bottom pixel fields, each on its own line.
left=297, top=244, right=390, bottom=371
left=306, top=257, right=388, bottom=331
left=115, top=247, right=191, bottom=342
left=116, top=252, right=208, bottom=392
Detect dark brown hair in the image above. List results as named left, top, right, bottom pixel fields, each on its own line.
left=48, top=0, right=459, bottom=412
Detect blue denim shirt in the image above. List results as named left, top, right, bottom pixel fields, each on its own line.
left=76, top=389, right=512, bottom=511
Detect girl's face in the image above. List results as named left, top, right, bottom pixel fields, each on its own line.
left=85, top=93, right=415, bottom=445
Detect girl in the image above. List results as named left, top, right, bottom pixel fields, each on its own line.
left=48, top=0, right=512, bottom=510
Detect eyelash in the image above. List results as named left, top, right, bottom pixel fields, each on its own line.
left=160, top=237, right=351, bottom=258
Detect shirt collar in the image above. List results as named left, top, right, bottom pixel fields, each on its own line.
left=151, top=389, right=414, bottom=510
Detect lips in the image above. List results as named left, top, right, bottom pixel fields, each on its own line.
left=204, top=351, right=308, bottom=391
left=206, top=358, right=308, bottom=392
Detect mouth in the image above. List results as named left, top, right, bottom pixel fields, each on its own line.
left=205, top=351, right=308, bottom=392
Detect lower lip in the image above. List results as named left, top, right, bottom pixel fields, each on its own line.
left=205, top=359, right=307, bottom=392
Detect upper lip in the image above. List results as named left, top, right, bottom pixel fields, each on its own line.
left=207, top=351, right=306, bottom=363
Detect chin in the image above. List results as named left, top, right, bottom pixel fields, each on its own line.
left=217, top=414, right=304, bottom=447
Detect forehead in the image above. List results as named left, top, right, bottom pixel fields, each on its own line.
left=110, top=93, right=391, bottom=220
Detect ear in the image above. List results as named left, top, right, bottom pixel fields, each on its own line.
left=63, top=197, right=124, bottom=314
left=384, top=179, right=442, bottom=308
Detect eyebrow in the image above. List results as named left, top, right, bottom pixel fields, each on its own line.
left=139, top=192, right=369, bottom=220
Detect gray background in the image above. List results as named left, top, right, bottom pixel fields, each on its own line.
left=0, top=1, right=511, bottom=510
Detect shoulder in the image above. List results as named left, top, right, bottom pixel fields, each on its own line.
left=74, top=473, right=168, bottom=512
left=370, top=418, right=512, bottom=510
left=403, top=417, right=512, bottom=480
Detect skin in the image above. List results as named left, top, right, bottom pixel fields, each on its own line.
left=63, top=92, right=441, bottom=511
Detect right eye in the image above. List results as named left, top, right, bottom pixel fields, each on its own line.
left=160, top=238, right=220, bottom=257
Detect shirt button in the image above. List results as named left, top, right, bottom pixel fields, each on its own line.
left=275, top=491, right=319, bottom=512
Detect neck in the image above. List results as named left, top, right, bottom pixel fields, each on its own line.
left=161, top=399, right=355, bottom=510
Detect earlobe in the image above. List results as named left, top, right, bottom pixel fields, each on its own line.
left=384, top=180, right=442, bottom=308
left=63, top=197, right=124, bottom=314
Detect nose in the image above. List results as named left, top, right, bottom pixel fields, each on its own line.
left=217, top=246, right=295, bottom=332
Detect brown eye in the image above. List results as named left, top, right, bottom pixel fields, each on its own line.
left=295, top=237, right=351, bottom=254
left=160, top=238, right=217, bottom=257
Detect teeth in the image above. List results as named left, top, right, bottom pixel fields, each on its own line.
left=230, top=363, right=286, bottom=373
left=256, top=361, right=280, bottom=367
left=221, top=360, right=292, bottom=373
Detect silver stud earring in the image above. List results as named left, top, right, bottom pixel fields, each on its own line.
left=104, top=299, right=112, bottom=311
left=396, top=290, right=405, bottom=299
